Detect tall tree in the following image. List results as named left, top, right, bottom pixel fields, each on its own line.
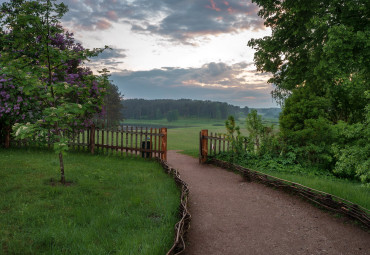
left=103, top=82, right=124, bottom=125
left=248, top=0, right=369, bottom=123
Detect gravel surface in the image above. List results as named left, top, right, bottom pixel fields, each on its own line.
left=167, top=151, right=370, bottom=255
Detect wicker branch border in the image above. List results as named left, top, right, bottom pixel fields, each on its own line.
left=158, top=159, right=191, bottom=255
left=208, top=158, right=370, bottom=229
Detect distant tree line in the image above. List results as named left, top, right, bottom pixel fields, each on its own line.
left=252, top=108, right=281, bottom=119
left=121, top=99, right=249, bottom=120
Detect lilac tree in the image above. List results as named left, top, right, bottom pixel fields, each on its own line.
left=0, top=0, right=109, bottom=184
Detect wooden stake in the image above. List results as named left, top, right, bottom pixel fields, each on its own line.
left=200, top=129, right=208, bottom=163
left=160, top=127, right=167, bottom=161
left=90, top=124, right=95, bottom=154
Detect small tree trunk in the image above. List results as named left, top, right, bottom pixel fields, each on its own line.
left=5, top=126, right=11, bottom=148
left=59, top=152, right=66, bottom=184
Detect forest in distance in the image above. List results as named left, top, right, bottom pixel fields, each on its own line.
left=121, top=98, right=281, bottom=121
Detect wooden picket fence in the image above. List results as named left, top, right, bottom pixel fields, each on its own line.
left=4, top=125, right=168, bottom=161
left=199, top=129, right=247, bottom=163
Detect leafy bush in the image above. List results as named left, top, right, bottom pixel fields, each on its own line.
left=224, top=115, right=246, bottom=159
left=246, top=110, right=279, bottom=157
left=331, top=93, right=370, bottom=184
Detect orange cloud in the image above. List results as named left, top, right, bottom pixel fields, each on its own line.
left=182, top=80, right=238, bottom=89
left=206, top=0, right=221, bottom=12
left=227, top=7, right=236, bottom=14
left=107, top=10, right=118, bottom=21
left=96, top=19, right=112, bottom=30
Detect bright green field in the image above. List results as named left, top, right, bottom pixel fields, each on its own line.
left=0, top=148, right=180, bottom=255
left=123, top=118, right=248, bottom=157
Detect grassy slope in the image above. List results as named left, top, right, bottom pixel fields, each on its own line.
left=0, top=148, right=180, bottom=255
left=123, top=118, right=370, bottom=210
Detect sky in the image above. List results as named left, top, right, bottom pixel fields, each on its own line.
left=8, top=0, right=278, bottom=108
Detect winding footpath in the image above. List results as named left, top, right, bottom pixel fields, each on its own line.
left=167, top=150, right=370, bottom=255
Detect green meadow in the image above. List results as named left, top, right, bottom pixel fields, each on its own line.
left=123, top=118, right=247, bottom=157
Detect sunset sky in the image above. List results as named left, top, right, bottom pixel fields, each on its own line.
left=14, top=0, right=277, bottom=107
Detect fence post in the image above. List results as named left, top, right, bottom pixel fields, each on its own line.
left=200, top=129, right=208, bottom=163
left=160, top=127, right=167, bottom=161
left=90, top=124, right=95, bottom=154
left=5, top=126, right=11, bottom=148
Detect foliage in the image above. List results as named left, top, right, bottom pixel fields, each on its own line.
left=245, top=110, right=264, bottom=154
left=248, top=0, right=370, bottom=183
left=103, top=82, right=124, bottom=125
left=248, top=0, right=369, bottom=114
left=166, top=109, right=179, bottom=122
left=122, top=99, right=250, bottom=120
left=225, top=115, right=245, bottom=157
left=331, top=91, right=370, bottom=184
left=0, top=0, right=109, bottom=183
left=278, top=88, right=335, bottom=168
left=215, top=151, right=370, bottom=209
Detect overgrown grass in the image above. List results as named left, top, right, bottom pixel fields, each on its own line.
left=216, top=154, right=370, bottom=210
left=0, top=148, right=180, bottom=255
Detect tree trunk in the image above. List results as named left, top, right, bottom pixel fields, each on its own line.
left=59, top=152, right=66, bottom=184
left=5, top=126, right=11, bottom=148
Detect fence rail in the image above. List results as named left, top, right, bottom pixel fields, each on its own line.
left=4, top=125, right=168, bottom=161
left=199, top=129, right=248, bottom=163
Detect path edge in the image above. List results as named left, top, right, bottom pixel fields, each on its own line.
left=159, top=159, right=191, bottom=255
left=208, top=158, right=370, bottom=229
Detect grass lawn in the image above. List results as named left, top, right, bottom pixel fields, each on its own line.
left=0, top=148, right=180, bottom=255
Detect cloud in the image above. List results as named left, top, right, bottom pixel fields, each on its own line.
left=87, top=47, right=127, bottom=71
left=96, top=19, right=112, bottom=30
left=110, top=62, right=276, bottom=107
left=59, top=0, right=265, bottom=43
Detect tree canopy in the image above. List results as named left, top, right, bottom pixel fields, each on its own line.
left=103, top=82, right=124, bottom=125
left=248, top=0, right=369, bottom=183
left=248, top=0, right=369, bottom=122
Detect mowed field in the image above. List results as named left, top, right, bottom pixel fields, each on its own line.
left=0, top=148, right=180, bottom=254
left=123, top=118, right=248, bottom=157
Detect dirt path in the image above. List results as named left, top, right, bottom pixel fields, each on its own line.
left=167, top=151, right=369, bottom=255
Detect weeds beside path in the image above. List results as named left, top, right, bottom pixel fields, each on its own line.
left=167, top=150, right=370, bottom=255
